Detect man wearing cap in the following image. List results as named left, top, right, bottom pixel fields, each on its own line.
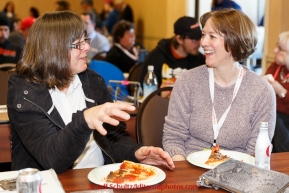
left=140, top=16, right=205, bottom=90
left=81, top=11, right=110, bottom=63
left=0, top=12, right=22, bottom=64
left=9, top=16, right=35, bottom=49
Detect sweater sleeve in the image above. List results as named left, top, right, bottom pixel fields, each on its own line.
left=245, top=80, right=276, bottom=154
left=162, top=71, right=192, bottom=157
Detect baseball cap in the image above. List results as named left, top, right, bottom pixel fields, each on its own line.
left=174, top=16, right=202, bottom=40
left=0, top=12, right=9, bottom=27
left=20, top=17, right=36, bottom=30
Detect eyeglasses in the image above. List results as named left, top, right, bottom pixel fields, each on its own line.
left=70, top=38, right=91, bottom=50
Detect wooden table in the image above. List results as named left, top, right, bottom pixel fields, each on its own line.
left=58, top=152, right=289, bottom=193
left=0, top=112, right=10, bottom=163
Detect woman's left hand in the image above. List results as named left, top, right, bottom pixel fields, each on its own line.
left=135, top=146, right=175, bottom=170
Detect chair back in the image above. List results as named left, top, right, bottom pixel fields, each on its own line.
left=89, top=60, right=129, bottom=98
left=136, top=86, right=173, bottom=148
left=91, top=51, right=107, bottom=61
left=0, top=63, right=16, bottom=69
left=127, top=63, right=143, bottom=96
left=0, top=64, right=16, bottom=105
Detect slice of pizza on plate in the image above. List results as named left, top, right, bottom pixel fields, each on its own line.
left=105, top=160, right=156, bottom=184
left=205, top=144, right=229, bottom=166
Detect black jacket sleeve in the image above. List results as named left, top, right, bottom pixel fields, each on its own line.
left=8, top=78, right=92, bottom=173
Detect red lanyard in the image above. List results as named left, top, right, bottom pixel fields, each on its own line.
left=273, top=65, right=289, bottom=81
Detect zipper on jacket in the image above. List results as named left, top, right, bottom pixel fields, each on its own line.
left=25, top=97, right=117, bottom=164
left=94, top=140, right=115, bottom=163
left=24, top=97, right=64, bottom=130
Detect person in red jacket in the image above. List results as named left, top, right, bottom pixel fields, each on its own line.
left=263, top=31, right=289, bottom=152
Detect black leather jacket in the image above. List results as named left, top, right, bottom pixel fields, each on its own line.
left=7, top=69, right=142, bottom=173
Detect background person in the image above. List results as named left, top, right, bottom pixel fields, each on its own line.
left=29, top=6, right=39, bottom=18
left=3, top=1, right=16, bottom=19
left=9, top=16, right=35, bottom=49
left=211, top=0, right=241, bottom=10
left=162, top=9, right=276, bottom=161
left=55, top=0, right=70, bottom=11
left=114, top=0, right=134, bottom=23
left=140, top=16, right=205, bottom=91
left=0, top=12, right=22, bottom=64
left=263, top=31, right=289, bottom=152
left=80, top=0, right=101, bottom=29
left=102, top=0, right=119, bottom=35
left=7, top=11, right=174, bottom=173
left=105, top=19, right=138, bottom=73
left=81, top=11, right=110, bottom=62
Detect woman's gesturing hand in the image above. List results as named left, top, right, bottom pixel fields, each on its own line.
left=84, top=102, right=135, bottom=135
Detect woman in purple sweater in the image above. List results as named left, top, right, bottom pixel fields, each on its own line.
left=163, top=9, right=276, bottom=161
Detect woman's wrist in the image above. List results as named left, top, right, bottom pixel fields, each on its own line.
left=278, top=89, right=287, bottom=99
left=172, top=154, right=186, bottom=161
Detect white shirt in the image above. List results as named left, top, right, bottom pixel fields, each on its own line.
left=49, top=75, right=104, bottom=169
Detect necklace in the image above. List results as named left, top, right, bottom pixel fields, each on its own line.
left=220, top=91, right=225, bottom=100
left=280, top=67, right=289, bottom=83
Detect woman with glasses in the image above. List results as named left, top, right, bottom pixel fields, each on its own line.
left=7, top=11, right=174, bottom=173
left=263, top=31, right=289, bottom=152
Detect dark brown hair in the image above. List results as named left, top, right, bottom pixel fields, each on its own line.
left=3, top=1, right=15, bottom=14
left=112, top=20, right=134, bottom=43
left=16, top=11, right=86, bottom=89
left=200, top=9, right=257, bottom=62
left=171, top=35, right=186, bottom=49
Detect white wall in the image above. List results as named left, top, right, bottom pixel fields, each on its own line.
left=197, top=0, right=266, bottom=25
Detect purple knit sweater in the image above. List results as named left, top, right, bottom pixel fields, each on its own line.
left=163, top=65, right=276, bottom=157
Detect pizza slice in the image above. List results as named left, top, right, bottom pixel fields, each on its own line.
left=205, top=144, right=229, bottom=166
left=105, top=160, right=156, bottom=184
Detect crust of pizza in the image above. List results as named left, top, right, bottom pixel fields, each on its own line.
left=105, top=160, right=156, bottom=184
left=205, top=144, right=229, bottom=166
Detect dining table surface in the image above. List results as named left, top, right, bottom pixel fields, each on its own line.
left=2, top=110, right=289, bottom=192
left=58, top=152, right=289, bottom=193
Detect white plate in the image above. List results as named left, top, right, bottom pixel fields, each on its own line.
left=87, top=163, right=166, bottom=189
left=186, top=150, right=255, bottom=169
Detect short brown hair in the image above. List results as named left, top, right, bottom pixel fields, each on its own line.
left=16, top=11, right=86, bottom=89
left=112, top=20, right=134, bottom=43
left=200, top=9, right=257, bottom=62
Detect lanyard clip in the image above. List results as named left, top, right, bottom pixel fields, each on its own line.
left=211, top=139, right=217, bottom=148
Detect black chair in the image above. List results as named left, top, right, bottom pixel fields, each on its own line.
left=0, top=63, right=16, bottom=70
left=127, top=63, right=143, bottom=96
left=136, top=86, right=173, bottom=148
left=91, top=51, right=107, bottom=61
